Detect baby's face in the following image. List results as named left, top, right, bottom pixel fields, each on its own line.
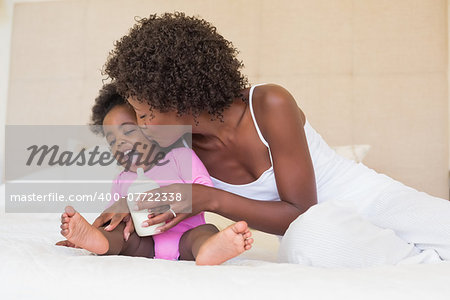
left=102, top=104, right=160, bottom=173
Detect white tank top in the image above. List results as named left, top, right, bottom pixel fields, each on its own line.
left=185, top=83, right=364, bottom=203
left=209, top=83, right=280, bottom=201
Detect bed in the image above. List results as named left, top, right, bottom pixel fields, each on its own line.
left=3, top=1, right=450, bottom=297
left=1, top=182, right=450, bottom=300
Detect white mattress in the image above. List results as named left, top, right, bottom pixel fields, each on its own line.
left=1, top=184, right=450, bottom=300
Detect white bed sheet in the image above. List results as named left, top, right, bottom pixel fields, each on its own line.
left=1, top=184, right=450, bottom=300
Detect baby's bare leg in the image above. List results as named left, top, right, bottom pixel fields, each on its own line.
left=57, top=206, right=154, bottom=258
left=59, top=206, right=109, bottom=254
left=100, top=222, right=155, bottom=258
left=179, top=224, right=219, bottom=260
left=180, top=222, right=254, bottom=265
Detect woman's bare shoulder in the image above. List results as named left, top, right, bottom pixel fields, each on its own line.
left=251, top=83, right=306, bottom=126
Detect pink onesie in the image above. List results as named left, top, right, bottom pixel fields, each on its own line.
left=110, top=147, right=213, bottom=260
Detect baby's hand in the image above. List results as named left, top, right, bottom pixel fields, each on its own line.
left=92, top=197, right=134, bottom=241
left=55, top=240, right=80, bottom=248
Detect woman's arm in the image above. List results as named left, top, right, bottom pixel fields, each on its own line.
left=208, top=84, right=318, bottom=234
left=259, top=84, right=318, bottom=207
left=202, top=185, right=302, bottom=235
left=138, top=183, right=303, bottom=236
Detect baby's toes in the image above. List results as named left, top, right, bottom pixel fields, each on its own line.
left=64, top=206, right=76, bottom=217
left=244, top=239, right=253, bottom=250
left=61, top=229, right=69, bottom=237
left=232, top=221, right=248, bottom=234
left=242, top=231, right=252, bottom=239
left=60, top=223, right=69, bottom=230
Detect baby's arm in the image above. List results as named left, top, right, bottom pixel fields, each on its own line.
left=92, top=172, right=133, bottom=240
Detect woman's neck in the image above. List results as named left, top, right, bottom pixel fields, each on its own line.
left=193, top=100, right=246, bottom=137
left=189, top=99, right=247, bottom=149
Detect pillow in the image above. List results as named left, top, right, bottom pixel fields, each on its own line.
left=331, top=144, right=371, bottom=163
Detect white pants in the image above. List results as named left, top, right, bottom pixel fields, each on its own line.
left=278, top=180, right=450, bottom=268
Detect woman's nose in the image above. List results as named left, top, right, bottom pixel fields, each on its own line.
left=136, top=118, right=147, bottom=129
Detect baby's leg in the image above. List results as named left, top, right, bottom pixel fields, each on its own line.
left=179, top=222, right=254, bottom=265
left=59, top=206, right=109, bottom=254
left=100, top=222, right=155, bottom=258
left=179, top=224, right=219, bottom=260
left=58, top=206, right=154, bottom=258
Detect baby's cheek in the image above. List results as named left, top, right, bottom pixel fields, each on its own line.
left=111, top=147, right=120, bottom=157
left=111, top=149, right=125, bottom=164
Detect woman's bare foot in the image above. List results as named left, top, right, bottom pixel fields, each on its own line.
left=57, top=206, right=109, bottom=255
left=196, top=221, right=254, bottom=265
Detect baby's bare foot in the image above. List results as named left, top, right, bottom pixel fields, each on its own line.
left=58, top=206, right=109, bottom=255
left=196, top=221, right=254, bottom=265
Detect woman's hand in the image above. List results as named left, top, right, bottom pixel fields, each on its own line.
left=92, top=196, right=134, bottom=241
left=135, top=183, right=209, bottom=233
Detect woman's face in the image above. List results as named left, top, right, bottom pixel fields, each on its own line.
left=127, top=96, right=191, bottom=148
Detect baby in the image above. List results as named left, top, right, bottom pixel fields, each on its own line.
left=56, top=83, right=253, bottom=265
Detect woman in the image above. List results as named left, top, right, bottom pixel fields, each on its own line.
left=96, top=12, right=450, bottom=267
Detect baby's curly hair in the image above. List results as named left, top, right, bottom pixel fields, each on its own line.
left=90, top=83, right=127, bottom=135
left=103, top=12, right=249, bottom=121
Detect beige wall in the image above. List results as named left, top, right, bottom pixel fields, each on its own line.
left=6, top=0, right=449, bottom=199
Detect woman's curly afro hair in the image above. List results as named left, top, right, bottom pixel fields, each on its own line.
left=104, top=12, right=249, bottom=121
